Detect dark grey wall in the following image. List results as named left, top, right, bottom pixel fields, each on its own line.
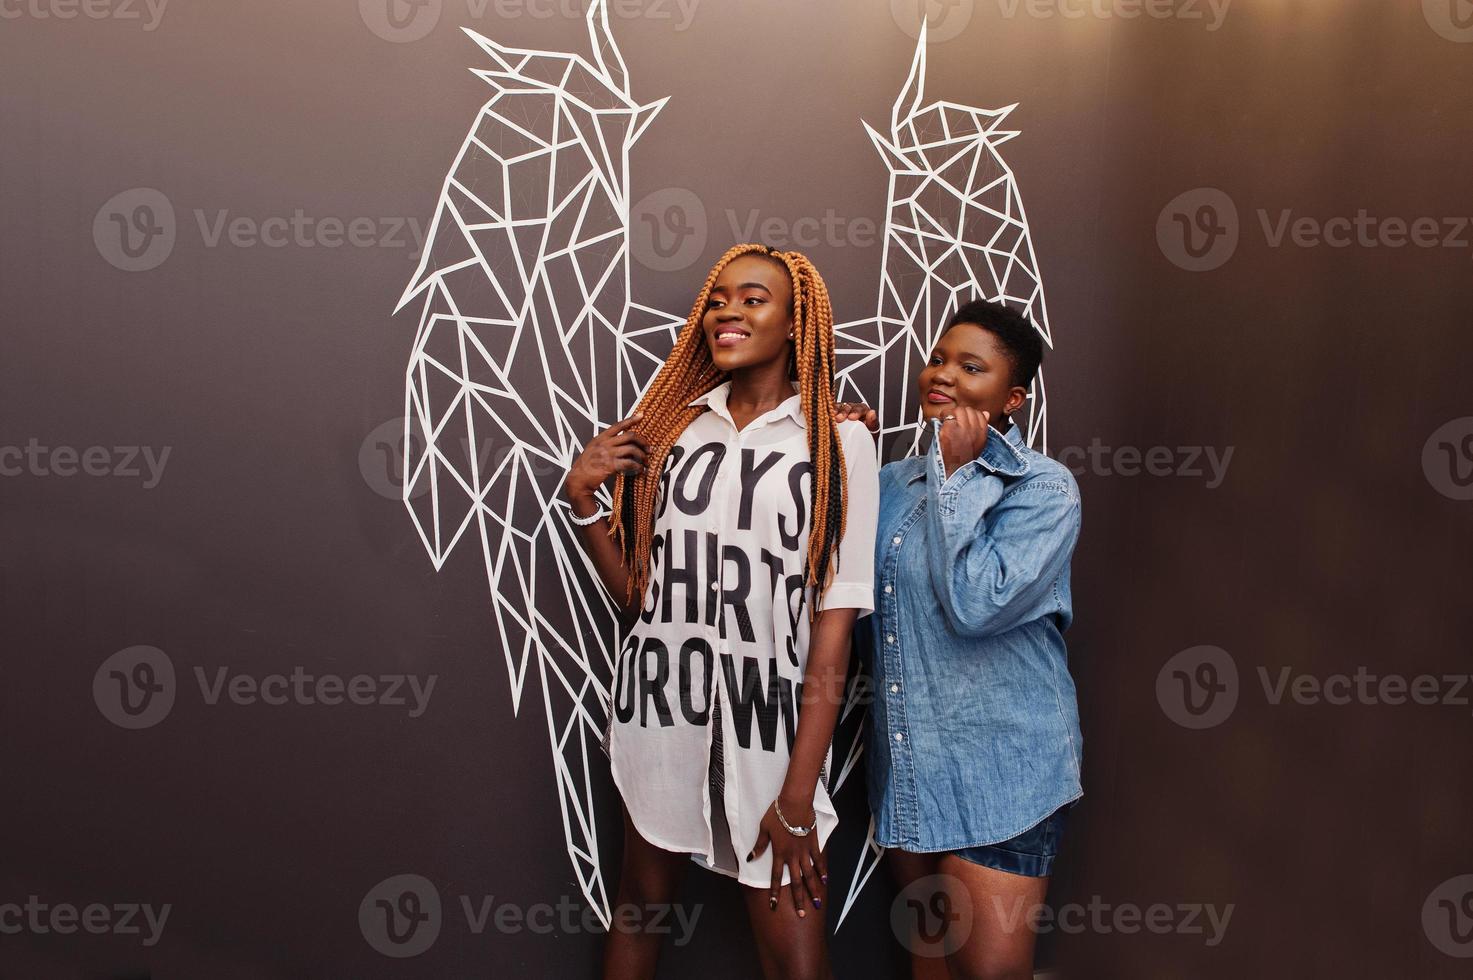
left=3, top=1, right=1472, bottom=977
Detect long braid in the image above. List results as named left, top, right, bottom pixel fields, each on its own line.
left=772, top=250, right=846, bottom=620
left=607, top=243, right=766, bottom=603
left=607, top=244, right=848, bottom=623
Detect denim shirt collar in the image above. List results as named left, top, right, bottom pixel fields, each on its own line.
left=906, top=420, right=1030, bottom=484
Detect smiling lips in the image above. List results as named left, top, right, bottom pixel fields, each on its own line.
left=926, top=389, right=954, bottom=404
left=713, top=327, right=751, bottom=348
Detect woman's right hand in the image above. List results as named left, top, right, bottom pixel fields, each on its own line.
left=834, top=400, right=879, bottom=434
left=937, top=406, right=989, bottom=477
left=566, top=413, right=649, bottom=502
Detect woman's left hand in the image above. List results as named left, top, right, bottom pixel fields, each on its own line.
left=750, top=795, right=827, bottom=916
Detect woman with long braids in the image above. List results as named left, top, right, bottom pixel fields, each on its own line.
left=564, top=244, right=879, bottom=979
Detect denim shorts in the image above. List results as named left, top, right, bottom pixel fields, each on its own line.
left=950, top=804, right=1069, bottom=878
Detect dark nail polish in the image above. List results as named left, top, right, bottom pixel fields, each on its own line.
left=821, top=874, right=828, bottom=884
left=769, top=896, right=778, bottom=911
left=746, top=851, right=754, bottom=861
left=813, top=899, right=822, bottom=909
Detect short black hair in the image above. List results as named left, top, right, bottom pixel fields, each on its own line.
left=942, top=299, right=1044, bottom=389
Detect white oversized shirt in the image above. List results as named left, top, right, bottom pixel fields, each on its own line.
left=605, top=380, right=878, bottom=887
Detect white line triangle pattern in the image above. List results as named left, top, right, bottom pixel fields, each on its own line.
left=395, top=5, right=1054, bottom=930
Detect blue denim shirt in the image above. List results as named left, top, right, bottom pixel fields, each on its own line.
left=861, top=419, right=1083, bottom=852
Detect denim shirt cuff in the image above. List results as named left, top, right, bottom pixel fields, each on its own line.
left=929, top=419, right=1030, bottom=498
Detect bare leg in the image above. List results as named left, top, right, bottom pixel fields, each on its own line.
left=937, top=854, right=1048, bottom=980
left=741, top=871, right=833, bottom=980
left=602, top=807, right=692, bottom=980
left=885, top=848, right=950, bottom=980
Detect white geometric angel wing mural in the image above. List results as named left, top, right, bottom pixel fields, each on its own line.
left=394, top=0, right=680, bottom=926
left=834, top=21, right=1053, bottom=460
left=395, top=5, right=1054, bottom=928
left=829, top=21, right=1056, bottom=925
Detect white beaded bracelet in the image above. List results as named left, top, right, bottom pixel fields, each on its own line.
left=568, top=506, right=610, bottom=527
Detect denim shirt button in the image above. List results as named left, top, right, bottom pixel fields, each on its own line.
left=892, top=536, right=902, bottom=545
left=886, top=634, right=895, bottom=644
left=883, top=584, right=892, bottom=593
left=890, top=683, right=899, bottom=693
left=894, top=732, right=904, bottom=742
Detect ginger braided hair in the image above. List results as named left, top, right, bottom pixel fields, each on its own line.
left=606, top=243, right=848, bottom=620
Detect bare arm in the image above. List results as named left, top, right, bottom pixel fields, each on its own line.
left=781, top=605, right=857, bottom=820
left=749, top=419, right=881, bottom=917
left=747, top=605, right=857, bottom=916
left=564, top=413, right=649, bottom=620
